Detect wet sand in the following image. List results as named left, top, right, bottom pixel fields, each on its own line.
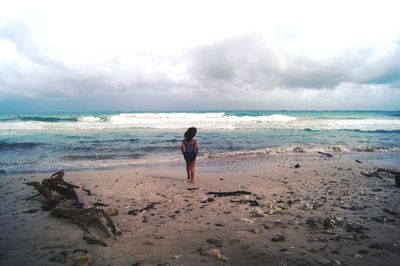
left=0, top=152, right=399, bottom=265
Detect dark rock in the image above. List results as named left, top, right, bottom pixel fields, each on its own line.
left=0, top=170, right=6, bottom=175
left=271, top=235, right=286, bottom=242
left=294, top=163, right=301, bottom=168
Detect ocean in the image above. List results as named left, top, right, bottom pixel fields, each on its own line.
left=0, top=110, right=399, bottom=174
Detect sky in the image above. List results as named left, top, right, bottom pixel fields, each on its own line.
left=0, top=0, right=400, bottom=112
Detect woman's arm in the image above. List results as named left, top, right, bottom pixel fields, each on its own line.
left=194, top=139, right=199, bottom=154
left=180, top=141, right=185, bottom=153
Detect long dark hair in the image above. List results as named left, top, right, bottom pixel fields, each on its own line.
left=184, top=127, right=197, bottom=142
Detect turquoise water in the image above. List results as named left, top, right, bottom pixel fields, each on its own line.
left=0, top=111, right=399, bottom=173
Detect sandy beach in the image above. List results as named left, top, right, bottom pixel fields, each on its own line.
left=0, top=152, right=399, bottom=266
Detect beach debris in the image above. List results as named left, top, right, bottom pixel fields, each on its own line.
left=271, top=235, right=286, bottom=242
left=51, top=207, right=122, bottom=237
left=345, top=222, right=369, bottom=237
left=294, top=163, right=301, bottom=168
left=105, top=207, right=119, bottom=216
left=293, top=147, right=305, bottom=153
left=207, top=238, right=223, bottom=247
left=355, top=160, right=363, bottom=163
left=230, top=199, right=259, bottom=206
left=201, top=198, right=215, bottom=203
left=323, top=217, right=337, bottom=229
left=128, top=202, right=157, bottom=215
left=241, top=218, right=255, bottom=223
left=172, top=255, right=182, bottom=259
left=316, top=259, right=342, bottom=265
left=187, top=187, right=199, bottom=191
left=251, top=207, right=265, bottom=217
left=318, top=151, right=333, bottom=157
left=71, top=254, right=93, bottom=266
left=156, top=263, right=170, bottom=266
left=93, top=202, right=108, bottom=207
left=49, top=250, right=68, bottom=263
left=82, top=188, right=92, bottom=196
left=250, top=226, right=265, bottom=234
left=205, top=248, right=229, bottom=262
left=300, top=203, right=314, bottom=211
left=207, top=191, right=252, bottom=197
left=22, top=208, right=39, bottom=213
left=0, top=169, right=6, bottom=175
left=306, top=217, right=323, bottom=229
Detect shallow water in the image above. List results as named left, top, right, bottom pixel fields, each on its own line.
left=0, top=110, right=399, bottom=173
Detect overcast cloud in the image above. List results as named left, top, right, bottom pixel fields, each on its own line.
left=0, top=0, right=399, bottom=111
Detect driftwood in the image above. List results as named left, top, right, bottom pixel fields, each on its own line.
left=26, top=170, right=122, bottom=246
left=318, top=151, right=333, bottom=157
left=207, top=191, right=252, bottom=197
left=361, top=168, right=400, bottom=187
left=26, top=170, right=82, bottom=210
left=25, top=181, right=59, bottom=210
left=51, top=207, right=122, bottom=237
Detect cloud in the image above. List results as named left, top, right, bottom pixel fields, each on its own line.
left=0, top=0, right=400, bottom=110
left=187, top=35, right=400, bottom=94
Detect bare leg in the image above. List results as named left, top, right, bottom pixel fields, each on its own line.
left=190, top=160, right=196, bottom=183
left=186, top=161, right=191, bottom=180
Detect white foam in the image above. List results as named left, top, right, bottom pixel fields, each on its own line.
left=78, top=116, right=102, bottom=122
left=1, top=112, right=400, bottom=132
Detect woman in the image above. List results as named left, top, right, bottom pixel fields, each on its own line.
left=181, top=127, right=199, bottom=183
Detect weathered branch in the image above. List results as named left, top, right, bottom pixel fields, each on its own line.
left=318, top=151, right=333, bottom=157
left=361, top=168, right=400, bottom=187
left=207, top=191, right=252, bottom=197
left=51, top=207, right=121, bottom=237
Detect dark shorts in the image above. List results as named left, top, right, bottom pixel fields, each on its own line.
left=184, top=152, right=197, bottom=162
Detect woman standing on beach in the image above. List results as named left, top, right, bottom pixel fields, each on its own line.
left=181, top=127, right=199, bottom=183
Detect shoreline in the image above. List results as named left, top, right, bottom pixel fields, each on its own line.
left=2, top=150, right=400, bottom=176
left=0, top=152, right=399, bottom=265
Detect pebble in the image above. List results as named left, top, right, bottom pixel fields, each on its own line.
left=205, top=248, right=229, bottom=262
left=252, top=208, right=265, bottom=217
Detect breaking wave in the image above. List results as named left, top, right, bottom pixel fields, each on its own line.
left=0, top=141, right=42, bottom=150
